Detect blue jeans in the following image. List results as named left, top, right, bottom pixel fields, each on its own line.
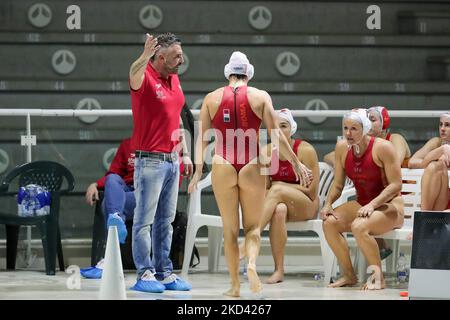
left=132, top=156, right=180, bottom=280
left=101, top=173, right=135, bottom=237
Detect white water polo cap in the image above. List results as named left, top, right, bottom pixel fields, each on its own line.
left=278, top=108, right=298, bottom=136
left=224, top=51, right=254, bottom=81
left=344, top=108, right=372, bottom=136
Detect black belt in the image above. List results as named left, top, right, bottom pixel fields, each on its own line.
left=135, top=150, right=178, bottom=162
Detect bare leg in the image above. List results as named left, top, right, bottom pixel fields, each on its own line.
left=352, top=219, right=384, bottom=290
left=433, top=161, right=449, bottom=210
left=238, top=179, right=272, bottom=261
left=263, top=184, right=319, bottom=284
left=421, top=161, right=449, bottom=211
left=322, top=201, right=360, bottom=288
left=259, top=186, right=286, bottom=284
left=238, top=162, right=266, bottom=294
left=353, top=197, right=404, bottom=290
left=266, top=203, right=287, bottom=284
left=238, top=240, right=246, bottom=261
left=211, top=157, right=240, bottom=297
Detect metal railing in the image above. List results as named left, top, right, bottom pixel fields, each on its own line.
left=0, top=108, right=445, bottom=118
left=0, top=108, right=445, bottom=267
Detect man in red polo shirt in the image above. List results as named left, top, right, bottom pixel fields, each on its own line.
left=127, top=33, right=193, bottom=293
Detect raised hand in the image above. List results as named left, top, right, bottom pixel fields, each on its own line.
left=143, top=33, right=160, bottom=59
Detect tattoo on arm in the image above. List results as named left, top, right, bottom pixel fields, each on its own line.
left=131, top=59, right=148, bottom=76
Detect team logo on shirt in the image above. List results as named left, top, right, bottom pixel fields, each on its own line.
left=353, top=166, right=362, bottom=174
left=279, top=167, right=289, bottom=176
left=154, top=83, right=166, bottom=99
left=128, top=153, right=135, bottom=167
left=156, top=90, right=166, bottom=100
left=223, top=109, right=231, bottom=123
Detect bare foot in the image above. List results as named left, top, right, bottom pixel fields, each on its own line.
left=361, top=273, right=385, bottom=290
left=265, top=271, right=284, bottom=284
left=247, top=263, right=262, bottom=294
left=327, top=275, right=357, bottom=288
left=223, top=287, right=240, bottom=297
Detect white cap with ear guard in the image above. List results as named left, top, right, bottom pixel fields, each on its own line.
left=224, top=51, right=254, bottom=81
left=344, top=108, right=371, bottom=136
left=278, top=108, right=297, bottom=136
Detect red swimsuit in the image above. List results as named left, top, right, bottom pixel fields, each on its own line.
left=345, top=137, right=387, bottom=206
left=211, top=86, right=262, bottom=172
left=385, top=132, right=391, bottom=141
left=270, top=139, right=302, bottom=183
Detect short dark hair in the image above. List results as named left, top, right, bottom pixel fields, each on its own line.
left=151, top=32, right=181, bottom=61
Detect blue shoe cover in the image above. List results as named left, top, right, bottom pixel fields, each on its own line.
left=161, top=274, right=192, bottom=291
left=80, top=266, right=103, bottom=279
left=131, top=270, right=165, bottom=293
left=131, top=279, right=165, bottom=293
left=107, top=213, right=127, bottom=244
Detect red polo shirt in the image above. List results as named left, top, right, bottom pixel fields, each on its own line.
left=96, top=138, right=134, bottom=189
left=130, top=63, right=185, bottom=153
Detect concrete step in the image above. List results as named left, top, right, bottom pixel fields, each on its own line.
left=399, top=10, right=450, bottom=34
left=2, top=0, right=448, bottom=35
left=2, top=32, right=450, bottom=47
left=1, top=79, right=449, bottom=94
left=2, top=44, right=450, bottom=81
left=427, top=56, right=450, bottom=80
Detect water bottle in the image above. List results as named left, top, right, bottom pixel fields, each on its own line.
left=396, top=252, right=408, bottom=283
left=17, top=184, right=51, bottom=217
left=35, top=185, right=51, bottom=216
left=18, top=186, right=33, bottom=217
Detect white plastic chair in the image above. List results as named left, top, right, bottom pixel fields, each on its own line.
left=284, top=162, right=338, bottom=284
left=181, top=171, right=222, bottom=277
left=181, top=162, right=341, bottom=285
